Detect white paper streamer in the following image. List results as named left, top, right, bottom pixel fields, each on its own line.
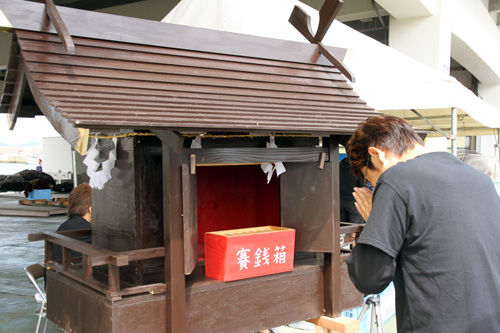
left=83, top=138, right=117, bottom=190
left=261, top=162, right=275, bottom=183
left=190, top=136, right=202, bottom=148
left=260, top=135, right=286, bottom=183
left=274, top=162, right=286, bottom=176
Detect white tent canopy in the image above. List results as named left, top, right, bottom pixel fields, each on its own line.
left=162, top=0, right=500, bottom=137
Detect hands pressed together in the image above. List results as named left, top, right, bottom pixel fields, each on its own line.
left=353, top=187, right=373, bottom=222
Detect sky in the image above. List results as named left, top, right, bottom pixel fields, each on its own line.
left=0, top=115, right=61, bottom=146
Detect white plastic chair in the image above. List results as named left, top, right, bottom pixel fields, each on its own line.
left=24, top=263, right=48, bottom=333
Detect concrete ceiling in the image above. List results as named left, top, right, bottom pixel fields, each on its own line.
left=374, top=0, right=434, bottom=19
left=25, top=0, right=147, bottom=11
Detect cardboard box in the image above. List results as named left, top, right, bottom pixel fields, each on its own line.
left=205, top=226, right=295, bottom=282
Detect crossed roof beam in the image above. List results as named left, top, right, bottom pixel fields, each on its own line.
left=289, top=0, right=355, bottom=83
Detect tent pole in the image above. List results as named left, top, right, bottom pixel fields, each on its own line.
left=451, top=107, right=458, bottom=156
left=410, top=109, right=449, bottom=138
left=495, top=129, right=499, bottom=183
left=72, top=149, right=78, bottom=188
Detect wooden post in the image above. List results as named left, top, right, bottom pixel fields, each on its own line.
left=108, top=263, right=120, bottom=292
left=62, top=247, right=71, bottom=271
left=181, top=165, right=198, bottom=275
left=160, top=131, right=186, bottom=332
left=324, top=136, right=342, bottom=316
left=190, top=154, right=196, bottom=174
left=45, top=239, right=53, bottom=263
left=83, top=255, right=92, bottom=280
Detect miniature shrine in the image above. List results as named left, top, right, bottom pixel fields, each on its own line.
left=0, top=0, right=381, bottom=331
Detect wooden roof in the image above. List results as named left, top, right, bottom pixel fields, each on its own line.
left=0, top=0, right=378, bottom=137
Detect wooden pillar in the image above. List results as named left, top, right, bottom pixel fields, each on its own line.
left=158, top=130, right=186, bottom=332
left=324, top=136, right=342, bottom=316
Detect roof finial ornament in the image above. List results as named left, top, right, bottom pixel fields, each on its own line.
left=289, top=0, right=355, bottom=83
left=45, top=0, right=75, bottom=54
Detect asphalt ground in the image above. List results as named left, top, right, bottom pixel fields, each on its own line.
left=0, top=204, right=65, bottom=332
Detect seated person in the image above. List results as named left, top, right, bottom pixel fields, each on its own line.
left=339, top=156, right=365, bottom=224
left=53, top=183, right=92, bottom=261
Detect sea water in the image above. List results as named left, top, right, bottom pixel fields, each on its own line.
left=2, top=163, right=500, bottom=194
left=0, top=162, right=33, bottom=175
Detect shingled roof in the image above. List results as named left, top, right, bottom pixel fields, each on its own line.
left=0, top=0, right=378, bottom=140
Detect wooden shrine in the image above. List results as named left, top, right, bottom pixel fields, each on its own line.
left=0, top=0, right=379, bottom=331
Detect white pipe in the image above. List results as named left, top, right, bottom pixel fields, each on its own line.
left=495, top=129, right=499, bottom=183
left=72, top=149, right=78, bottom=188
left=451, top=107, right=457, bottom=156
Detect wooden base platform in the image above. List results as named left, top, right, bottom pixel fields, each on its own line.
left=46, top=261, right=363, bottom=333
left=0, top=194, right=67, bottom=217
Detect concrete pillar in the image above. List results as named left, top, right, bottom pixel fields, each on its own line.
left=477, top=83, right=500, bottom=159
left=490, top=0, right=500, bottom=11
left=387, top=0, right=451, bottom=74
left=479, top=83, right=500, bottom=107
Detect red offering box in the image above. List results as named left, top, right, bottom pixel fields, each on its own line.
left=205, top=226, right=295, bottom=282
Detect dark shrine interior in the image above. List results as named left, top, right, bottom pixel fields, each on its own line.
left=196, top=164, right=281, bottom=260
